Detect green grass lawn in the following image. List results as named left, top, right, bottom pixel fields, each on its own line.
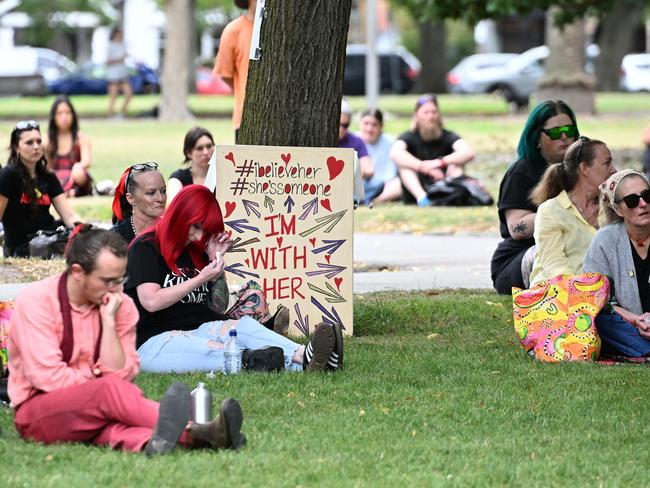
left=2, top=290, right=650, bottom=486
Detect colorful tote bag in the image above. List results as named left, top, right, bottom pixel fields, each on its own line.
left=0, top=301, right=13, bottom=373
left=512, top=273, right=610, bottom=362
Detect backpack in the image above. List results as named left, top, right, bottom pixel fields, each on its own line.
left=242, top=346, right=284, bottom=372
left=426, top=175, right=494, bottom=206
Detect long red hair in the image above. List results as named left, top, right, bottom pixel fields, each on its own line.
left=144, top=184, right=224, bottom=273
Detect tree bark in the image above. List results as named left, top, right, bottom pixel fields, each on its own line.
left=535, top=7, right=595, bottom=114
left=239, top=0, right=352, bottom=147
left=159, top=0, right=192, bottom=121
left=415, top=19, right=446, bottom=93
left=596, top=1, right=644, bottom=91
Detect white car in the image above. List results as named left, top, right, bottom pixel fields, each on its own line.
left=0, top=46, right=77, bottom=95
left=620, top=53, right=650, bottom=92
left=446, top=53, right=518, bottom=94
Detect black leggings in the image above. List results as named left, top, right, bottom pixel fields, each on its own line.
left=492, top=247, right=527, bottom=295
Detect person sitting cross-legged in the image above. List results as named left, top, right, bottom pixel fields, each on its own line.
left=8, top=226, right=245, bottom=454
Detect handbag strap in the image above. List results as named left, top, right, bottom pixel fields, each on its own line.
left=57, top=272, right=102, bottom=365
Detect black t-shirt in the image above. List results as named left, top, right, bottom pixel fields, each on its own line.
left=491, top=157, right=547, bottom=278
left=169, top=168, right=193, bottom=186
left=111, top=218, right=135, bottom=244
left=631, top=242, right=650, bottom=313
left=125, top=237, right=226, bottom=348
left=398, top=129, right=460, bottom=203
left=0, top=165, right=63, bottom=251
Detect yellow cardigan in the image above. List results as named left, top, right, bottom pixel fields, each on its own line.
left=529, top=190, right=597, bottom=286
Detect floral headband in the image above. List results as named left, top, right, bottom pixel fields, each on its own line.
left=600, top=169, right=649, bottom=207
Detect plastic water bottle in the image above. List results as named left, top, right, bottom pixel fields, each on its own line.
left=224, top=325, right=242, bottom=374
left=191, top=382, right=212, bottom=424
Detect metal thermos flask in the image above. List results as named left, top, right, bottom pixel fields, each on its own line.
left=191, top=382, right=212, bottom=424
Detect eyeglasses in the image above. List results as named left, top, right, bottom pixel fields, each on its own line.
left=340, top=122, right=350, bottom=129
left=542, top=124, right=577, bottom=140
left=15, top=120, right=39, bottom=131
left=616, top=189, right=650, bottom=209
left=126, top=162, right=158, bottom=188
left=100, top=275, right=129, bottom=287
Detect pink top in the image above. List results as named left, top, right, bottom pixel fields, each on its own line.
left=7, top=274, right=140, bottom=409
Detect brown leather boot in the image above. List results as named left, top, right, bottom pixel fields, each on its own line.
left=187, top=397, right=245, bottom=450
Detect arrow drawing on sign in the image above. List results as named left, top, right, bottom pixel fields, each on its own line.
left=305, top=263, right=346, bottom=279
left=307, top=282, right=346, bottom=304
left=242, top=199, right=261, bottom=219
left=284, top=195, right=295, bottom=213
left=299, top=210, right=347, bottom=237
left=312, top=239, right=346, bottom=255
left=224, top=263, right=260, bottom=279
left=264, top=195, right=275, bottom=213
left=299, top=197, right=319, bottom=221
left=311, top=296, right=345, bottom=330
left=227, top=236, right=261, bottom=253
left=293, top=303, right=310, bottom=337
left=225, top=219, right=260, bottom=234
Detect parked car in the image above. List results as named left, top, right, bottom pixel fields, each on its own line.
left=47, top=62, right=159, bottom=95
left=620, top=53, right=650, bottom=92
left=0, top=46, right=76, bottom=95
left=195, top=66, right=233, bottom=95
left=343, top=44, right=421, bottom=95
left=446, top=53, right=518, bottom=94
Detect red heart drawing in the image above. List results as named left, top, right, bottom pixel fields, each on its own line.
left=334, top=277, right=343, bottom=290
left=302, top=183, right=309, bottom=193
left=281, top=153, right=291, bottom=165
left=325, top=254, right=331, bottom=263
left=321, top=199, right=332, bottom=212
left=263, top=182, right=269, bottom=191
left=244, top=258, right=250, bottom=267
left=258, top=166, right=265, bottom=177
left=326, top=156, right=344, bottom=180
left=276, top=236, right=283, bottom=248
left=278, top=166, right=284, bottom=175
left=225, top=152, right=235, bottom=166
left=224, top=201, right=236, bottom=218
left=306, top=168, right=312, bottom=176
left=309, top=238, right=316, bottom=247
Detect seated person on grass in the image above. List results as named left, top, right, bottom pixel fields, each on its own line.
left=126, top=185, right=344, bottom=373
left=0, top=121, right=80, bottom=258
left=7, top=226, right=245, bottom=454
left=584, top=170, right=650, bottom=358
left=528, top=137, right=615, bottom=286
left=390, top=94, right=475, bottom=207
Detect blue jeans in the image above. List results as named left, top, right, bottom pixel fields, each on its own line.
left=595, top=311, right=650, bottom=357
left=137, top=316, right=303, bottom=373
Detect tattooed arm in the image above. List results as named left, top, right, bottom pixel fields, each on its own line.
left=505, top=209, right=535, bottom=240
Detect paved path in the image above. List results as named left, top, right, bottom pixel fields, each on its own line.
left=0, top=233, right=500, bottom=299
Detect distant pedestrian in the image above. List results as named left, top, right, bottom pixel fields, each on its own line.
left=213, top=0, right=257, bottom=141
left=106, top=27, right=133, bottom=118
left=642, top=123, right=650, bottom=179
left=167, top=127, right=215, bottom=203
left=390, top=94, right=475, bottom=207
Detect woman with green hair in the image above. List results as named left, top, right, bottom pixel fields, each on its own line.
left=491, top=99, right=579, bottom=294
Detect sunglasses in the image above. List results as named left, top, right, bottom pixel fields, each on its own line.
left=542, top=124, right=577, bottom=140
left=415, top=94, right=438, bottom=110
left=126, top=162, right=158, bottom=188
left=574, top=136, right=590, bottom=163
left=15, top=120, right=39, bottom=131
left=616, top=189, right=650, bottom=209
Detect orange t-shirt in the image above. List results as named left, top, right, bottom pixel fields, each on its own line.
left=213, top=15, right=254, bottom=129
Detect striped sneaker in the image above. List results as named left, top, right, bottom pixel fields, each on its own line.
left=303, top=323, right=335, bottom=371
left=327, top=322, right=344, bottom=371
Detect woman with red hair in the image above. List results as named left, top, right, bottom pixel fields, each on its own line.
left=125, top=184, right=342, bottom=373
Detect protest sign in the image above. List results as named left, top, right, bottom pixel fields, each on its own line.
left=216, top=145, right=354, bottom=336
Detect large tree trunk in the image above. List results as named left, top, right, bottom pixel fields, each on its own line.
left=535, top=7, right=595, bottom=114
left=159, top=0, right=192, bottom=121
left=239, top=0, right=352, bottom=147
left=596, top=1, right=644, bottom=91
left=415, top=19, right=446, bottom=93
